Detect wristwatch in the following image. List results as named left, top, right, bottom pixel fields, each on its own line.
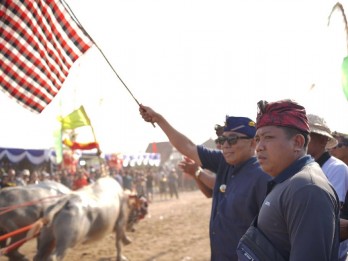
left=195, top=167, right=202, bottom=178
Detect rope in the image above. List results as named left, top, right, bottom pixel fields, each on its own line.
left=0, top=222, right=38, bottom=242
left=0, top=194, right=64, bottom=216
left=0, top=218, right=45, bottom=255
left=0, top=194, right=64, bottom=252
left=0, top=231, right=40, bottom=255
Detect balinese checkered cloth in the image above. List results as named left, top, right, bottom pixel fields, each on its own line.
left=0, top=0, right=93, bottom=113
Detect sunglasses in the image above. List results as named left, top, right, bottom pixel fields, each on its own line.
left=215, top=135, right=251, bottom=145
left=333, top=142, right=348, bottom=149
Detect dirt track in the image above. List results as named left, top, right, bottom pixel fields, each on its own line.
left=6, top=190, right=212, bottom=261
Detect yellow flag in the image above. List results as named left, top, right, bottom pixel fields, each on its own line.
left=58, top=105, right=91, bottom=130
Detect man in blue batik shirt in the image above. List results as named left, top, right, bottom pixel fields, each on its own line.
left=139, top=104, right=271, bottom=261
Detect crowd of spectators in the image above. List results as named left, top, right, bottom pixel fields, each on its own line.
left=0, top=167, right=99, bottom=190
left=0, top=164, right=196, bottom=203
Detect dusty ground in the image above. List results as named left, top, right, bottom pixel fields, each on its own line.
left=5, top=190, right=212, bottom=261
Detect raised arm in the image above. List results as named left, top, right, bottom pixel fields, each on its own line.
left=139, top=104, right=202, bottom=165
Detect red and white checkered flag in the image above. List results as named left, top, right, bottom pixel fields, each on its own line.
left=0, top=0, right=93, bottom=113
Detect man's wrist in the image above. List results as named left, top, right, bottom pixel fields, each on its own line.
left=195, top=167, right=202, bottom=179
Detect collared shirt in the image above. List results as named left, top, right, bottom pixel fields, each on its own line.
left=316, top=152, right=348, bottom=261
left=197, top=145, right=271, bottom=261
left=258, top=156, right=340, bottom=261
left=317, top=152, right=348, bottom=203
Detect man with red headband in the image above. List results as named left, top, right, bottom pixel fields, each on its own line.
left=238, top=99, right=340, bottom=261
left=139, top=104, right=271, bottom=261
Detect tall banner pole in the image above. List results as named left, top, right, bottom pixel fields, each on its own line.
left=328, top=2, right=348, bottom=100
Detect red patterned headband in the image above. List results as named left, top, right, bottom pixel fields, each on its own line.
left=256, top=99, right=309, bottom=133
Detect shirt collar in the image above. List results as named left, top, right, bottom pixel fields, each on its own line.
left=267, top=155, right=314, bottom=194
left=232, top=156, right=257, bottom=175
left=316, top=151, right=331, bottom=167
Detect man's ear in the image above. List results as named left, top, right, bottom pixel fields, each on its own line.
left=250, top=138, right=257, bottom=149
left=319, top=135, right=330, bottom=146
left=293, top=134, right=305, bottom=151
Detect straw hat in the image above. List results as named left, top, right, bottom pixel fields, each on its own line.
left=307, top=114, right=338, bottom=149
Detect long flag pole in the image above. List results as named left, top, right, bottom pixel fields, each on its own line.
left=328, top=2, right=348, bottom=53
left=62, top=0, right=156, bottom=127
left=328, top=2, right=348, bottom=101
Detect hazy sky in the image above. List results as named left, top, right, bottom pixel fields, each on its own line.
left=1, top=0, right=347, bottom=155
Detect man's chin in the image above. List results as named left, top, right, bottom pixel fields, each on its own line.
left=224, top=157, right=236, bottom=165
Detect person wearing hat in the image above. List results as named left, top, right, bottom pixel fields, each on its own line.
left=331, top=131, right=348, bottom=166
left=331, top=132, right=348, bottom=215
left=307, top=115, right=348, bottom=261
left=139, top=104, right=271, bottom=261
left=331, top=131, right=348, bottom=258
left=307, top=115, right=348, bottom=206
left=238, top=99, right=340, bottom=261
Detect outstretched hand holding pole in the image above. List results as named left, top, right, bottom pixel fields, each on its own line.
left=139, top=104, right=158, bottom=127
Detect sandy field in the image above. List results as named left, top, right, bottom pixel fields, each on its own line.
left=4, top=190, right=212, bottom=261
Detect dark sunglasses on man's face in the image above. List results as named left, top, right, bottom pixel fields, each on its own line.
left=215, top=135, right=251, bottom=145
left=333, top=142, right=348, bottom=149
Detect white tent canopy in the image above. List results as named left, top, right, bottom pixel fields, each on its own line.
left=0, top=147, right=55, bottom=166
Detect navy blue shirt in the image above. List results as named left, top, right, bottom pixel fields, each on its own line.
left=197, top=145, right=271, bottom=261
